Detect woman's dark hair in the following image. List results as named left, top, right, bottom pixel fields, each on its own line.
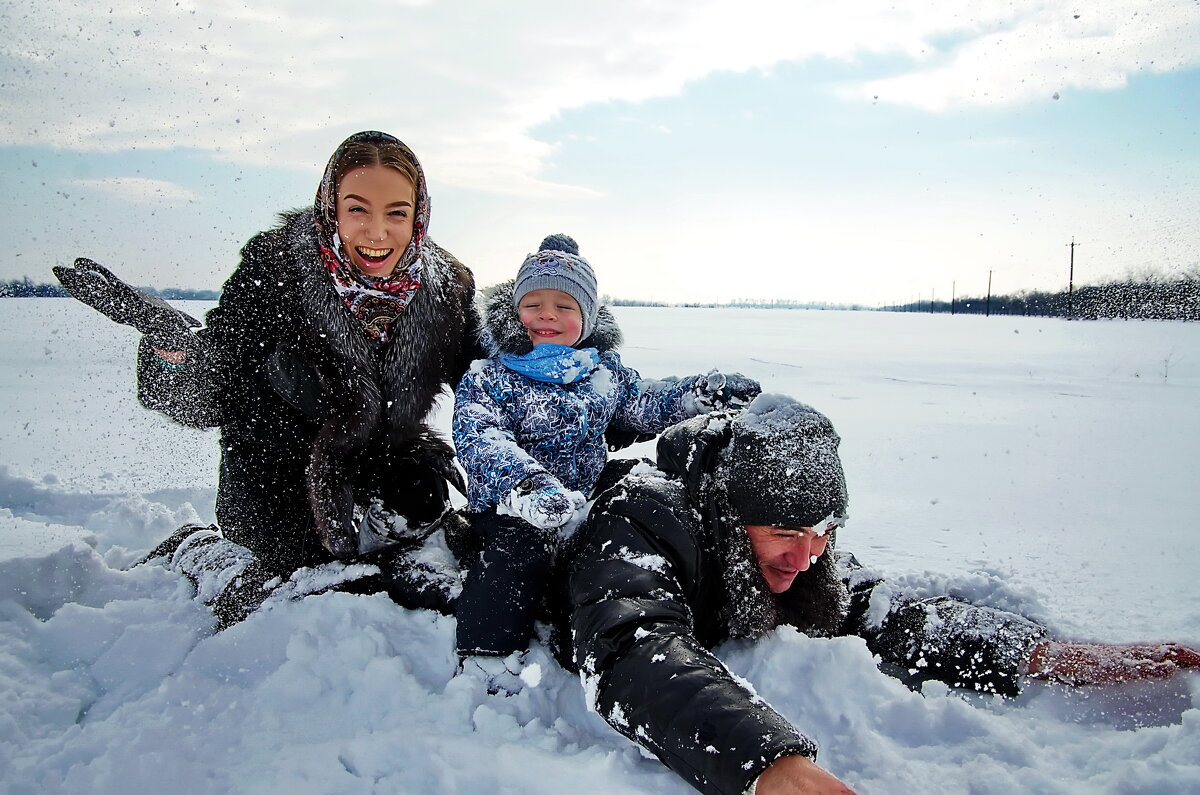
left=333, top=139, right=421, bottom=194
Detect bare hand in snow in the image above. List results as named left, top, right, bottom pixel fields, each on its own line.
left=755, top=755, right=856, bottom=794
left=1027, top=641, right=1200, bottom=685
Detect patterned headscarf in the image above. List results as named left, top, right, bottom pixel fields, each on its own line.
left=314, top=131, right=431, bottom=343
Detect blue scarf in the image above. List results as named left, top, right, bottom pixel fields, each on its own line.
left=499, top=345, right=601, bottom=384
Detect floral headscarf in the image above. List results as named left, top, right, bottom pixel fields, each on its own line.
left=314, top=131, right=431, bottom=343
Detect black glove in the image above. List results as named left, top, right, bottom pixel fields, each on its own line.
left=693, top=370, right=762, bottom=411
left=53, top=258, right=201, bottom=351
left=604, top=425, right=657, bottom=452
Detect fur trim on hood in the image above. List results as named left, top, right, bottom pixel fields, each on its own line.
left=479, top=279, right=623, bottom=357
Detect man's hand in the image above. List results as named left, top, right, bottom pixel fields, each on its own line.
left=1027, top=641, right=1200, bottom=685
left=755, top=755, right=855, bottom=795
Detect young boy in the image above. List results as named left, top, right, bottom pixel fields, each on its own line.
left=451, top=234, right=759, bottom=680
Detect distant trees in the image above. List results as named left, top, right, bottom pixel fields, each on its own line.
left=8, top=271, right=1198, bottom=321
left=1, top=278, right=219, bottom=301
left=0, top=277, right=68, bottom=297
left=888, top=271, right=1200, bottom=321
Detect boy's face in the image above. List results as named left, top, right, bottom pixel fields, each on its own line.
left=518, top=288, right=583, bottom=347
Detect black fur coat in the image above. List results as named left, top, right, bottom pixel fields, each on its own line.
left=138, top=208, right=479, bottom=572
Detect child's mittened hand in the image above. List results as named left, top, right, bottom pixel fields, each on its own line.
left=722, top=372, right=761, bottom=405
left=505, top=474, right=586, bottom=530
left=693, top=370, right=762, bottom=412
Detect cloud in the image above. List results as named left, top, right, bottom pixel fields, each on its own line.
left=844, top=2, right=1200, bottom=110
left=70, top=177, right=201, bottom=205
left=2, top=0, right=1196, bottom=195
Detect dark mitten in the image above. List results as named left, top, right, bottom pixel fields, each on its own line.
left=693, top=370, right=762, bottom=411
left=604, top=425, right=657, bottom=452
left=53, top=258, right=201, bottom=350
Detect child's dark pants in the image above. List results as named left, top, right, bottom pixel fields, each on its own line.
left=455, top=509, right=555, bottom=657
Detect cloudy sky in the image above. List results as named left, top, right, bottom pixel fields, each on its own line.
left=2, top=0, right=1198, bottom=307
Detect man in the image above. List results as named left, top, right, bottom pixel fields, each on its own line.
left=566, top=395, right=1199, bottom=795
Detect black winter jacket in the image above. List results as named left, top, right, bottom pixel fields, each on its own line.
left=568, top=413, right=1047, bottom=795
left=138, top=208, right=479, bottom=574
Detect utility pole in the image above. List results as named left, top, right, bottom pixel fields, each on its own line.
left=951, top=281, right=956, bottom=315
left=986, top=270, right=993, bottom=317
left=1067, top=238, right=1078, bottom=319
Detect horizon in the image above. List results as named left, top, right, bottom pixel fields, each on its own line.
left=2, top=2, right=1198, bottom=308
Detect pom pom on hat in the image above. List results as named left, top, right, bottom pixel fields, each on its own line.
left=538, top=234, right=579, bottom=256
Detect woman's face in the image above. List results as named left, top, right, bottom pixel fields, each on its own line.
left=335, top=165, right=416, bottom=278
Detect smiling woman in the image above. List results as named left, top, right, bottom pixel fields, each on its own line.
left=58, top=131, right=482, bottom=628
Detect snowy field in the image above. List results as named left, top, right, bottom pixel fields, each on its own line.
left=2, top=298, right=1199, bottom=793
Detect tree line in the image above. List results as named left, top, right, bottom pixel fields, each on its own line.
left=886, top=271, right=1200, bottom=321
left=0, top=277, right=219, bottom=301
left=7, top=272, right=1199, bottom=321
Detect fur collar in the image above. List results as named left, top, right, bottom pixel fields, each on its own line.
left=479, top=279, right=623, bottom=357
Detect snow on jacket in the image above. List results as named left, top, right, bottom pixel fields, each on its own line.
left=452, top=280, right=705, bottom=512
left=137, top=207, right=479, bottom=573
left=566, top=412, right=1048, bottom=795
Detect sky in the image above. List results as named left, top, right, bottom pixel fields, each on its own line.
left=1, top=0, right=1198, bottom=307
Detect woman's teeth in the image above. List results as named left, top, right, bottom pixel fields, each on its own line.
left=357, top=247, right=392, bottom=262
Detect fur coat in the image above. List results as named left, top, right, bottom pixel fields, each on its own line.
left=138, top=208, right=479, bottom=571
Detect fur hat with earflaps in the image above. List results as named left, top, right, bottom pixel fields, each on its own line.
left=716, top=395, right=848, bottom=529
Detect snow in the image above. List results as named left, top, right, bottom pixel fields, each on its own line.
left=2, top=298, right=1200, bottom=793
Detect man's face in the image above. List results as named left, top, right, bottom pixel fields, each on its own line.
left=745, top=525, right=831, bottom=593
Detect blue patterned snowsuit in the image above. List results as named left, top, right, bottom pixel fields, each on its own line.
left=450, top=279, right=720, bottom=657
left=453, top=351, right=700, bottom=511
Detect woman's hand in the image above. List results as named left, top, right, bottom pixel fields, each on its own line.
left=1027, top=641, right=1200, bottom=685
left=755, top=755, right=855, bottom=794
left=53, top=257, right=201, bottom=349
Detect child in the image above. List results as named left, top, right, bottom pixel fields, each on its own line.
left=451, top=234, right=759, bottom=677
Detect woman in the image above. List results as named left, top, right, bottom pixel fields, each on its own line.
left=122, top=131, right=479, bottom=613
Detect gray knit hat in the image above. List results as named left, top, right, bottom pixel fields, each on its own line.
left=513, top=234, right=599, bottom=344
left=716, top=395, right=848, bottom=528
